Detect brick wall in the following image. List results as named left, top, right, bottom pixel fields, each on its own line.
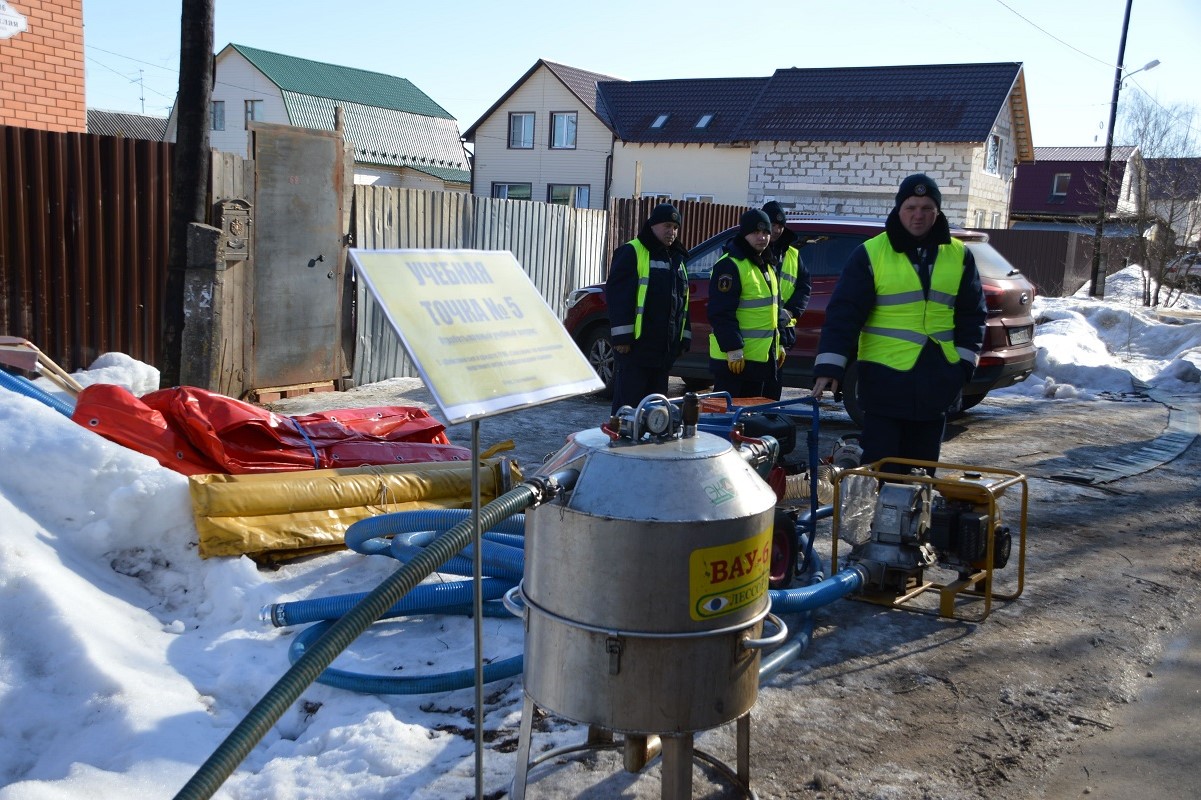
left=0, top=0, right=85, bottom=132
left=749, top=138, right=1014, bottom=229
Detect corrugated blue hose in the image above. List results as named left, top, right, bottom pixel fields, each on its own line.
left=0, top=369, right=75, bottom=417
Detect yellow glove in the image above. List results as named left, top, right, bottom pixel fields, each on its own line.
left=777, top=348, right=787, bottom=367
left=727, top=349, right=745, bottom=375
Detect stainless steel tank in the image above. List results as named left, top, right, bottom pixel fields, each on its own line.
left=518, top=420, right=779, bottom=734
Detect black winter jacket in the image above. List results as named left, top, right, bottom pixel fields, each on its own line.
left=604, top=223, right=691, bottom=368
left=812, top=210, right=986, bottom=420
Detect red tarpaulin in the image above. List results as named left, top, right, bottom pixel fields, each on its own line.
left=71, top=384, right=471, bottom=475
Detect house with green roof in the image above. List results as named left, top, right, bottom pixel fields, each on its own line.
left=165, top=43, right=470, bottom=190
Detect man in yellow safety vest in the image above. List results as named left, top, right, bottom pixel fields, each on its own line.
left=810, top=174, right=986, bottom=473
left=605, top=203, right=691, bottom=413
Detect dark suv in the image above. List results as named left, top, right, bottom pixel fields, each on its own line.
left=562, top=216, right=1036, bottom=424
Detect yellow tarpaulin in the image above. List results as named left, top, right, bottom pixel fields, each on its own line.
left=190, top=458, right=523, bottom=561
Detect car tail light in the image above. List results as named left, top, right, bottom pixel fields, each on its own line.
left=982, top=284, right=1005, bottom=313
left=978, top=355, right=1003, bottom=368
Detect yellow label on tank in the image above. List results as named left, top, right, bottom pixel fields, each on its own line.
left=690, top=529, right=772, bottom=621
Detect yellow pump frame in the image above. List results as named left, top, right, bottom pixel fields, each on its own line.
left=831, top=458, right=1027, bottom=622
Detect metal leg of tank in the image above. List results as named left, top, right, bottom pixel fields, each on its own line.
left=661, top=733, right=694, bottom=799
left=511, top=701, right=758, bottom=799
left=510, top=695, right=536, bottom=800
left=625, top=733, right=663, bottom=772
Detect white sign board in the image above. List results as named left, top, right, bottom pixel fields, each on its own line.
left=0, top=2, right=28, bottom=39
left=350, top=248, right=604, bottom=424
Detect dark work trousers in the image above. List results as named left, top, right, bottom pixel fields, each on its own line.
left=711, top=363, right=770, bottom=401
left=610, top=356, right=671, bottom=415
left=859, top=413, right=947, bottom=474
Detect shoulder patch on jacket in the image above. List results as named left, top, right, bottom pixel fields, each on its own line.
left=716, top=274, right=735, bottom=293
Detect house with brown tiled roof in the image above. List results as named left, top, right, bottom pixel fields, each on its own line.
left=1010, top=145, right=1145, bottom=235
left=466, top=60, right=1033, bottom=226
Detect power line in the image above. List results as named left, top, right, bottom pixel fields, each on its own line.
left=991, top=0, right=1116, bottom=68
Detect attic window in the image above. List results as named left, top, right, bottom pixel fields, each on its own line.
left=651, top=114, right=669, bottom=129
left=695, top=114, right=713, bottom=129
left=1051, top=173, right=1071, bottom=198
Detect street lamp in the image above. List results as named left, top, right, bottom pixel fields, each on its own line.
left=1088, top=0, right=1160, bottom=298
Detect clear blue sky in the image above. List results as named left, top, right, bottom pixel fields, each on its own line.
left=81, top=0, right=1200, bottom=149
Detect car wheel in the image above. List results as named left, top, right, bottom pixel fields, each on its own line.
left=581, top=326, right=615, bottom=399
left=955, top=393, right=987, bottom=415
left=840, top=361, right=865, bottom=427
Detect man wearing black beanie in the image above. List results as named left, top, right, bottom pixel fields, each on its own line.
left=604, top=203, right=691, bottom=413
left=810, top=174, right=986, bottom=473
left=707, top=208, right=786, bottom=398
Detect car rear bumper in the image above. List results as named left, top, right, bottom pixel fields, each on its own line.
left=967, top=350, right=1036, bottom=396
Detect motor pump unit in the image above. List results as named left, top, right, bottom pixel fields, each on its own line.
left=833, top=461, right=1027, bottom=621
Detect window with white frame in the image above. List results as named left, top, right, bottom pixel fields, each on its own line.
left=550, top=112, right=577, bottom=149
left=492, top=183, right=531, bottom=200
left=548, top=184, right=589, bottom=207
left=1051, top=173, right=1071, bottom=197
left=991, top=211, right=1002, bottom=227
left=244, top=100, right=262, bottom=129
left=683, top=193, right=715, bottom=203
left=210, top=101, right=225, bottom=131
left=984, top=134, right=1003, bottom=175
left=508, top=113, right=534, bottom=149
left=973, top=209, right=986, bottom=228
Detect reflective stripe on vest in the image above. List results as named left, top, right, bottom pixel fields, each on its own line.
left=858, top=233, right=965, bottom=370
left=614, top=239, right=689, bottom=340
left=708, top=255, right=778, bottom=362
left=779, top=245, right=800, bottom=306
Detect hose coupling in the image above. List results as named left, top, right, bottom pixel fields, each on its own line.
left=261, top=603, right=287, bottom=628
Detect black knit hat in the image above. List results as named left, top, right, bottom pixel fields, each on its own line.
left=739, top=209, right=772, bottom=236
left=895, top=173, right=942, bottom=210
left=647, top=203, right=682, bottom=226
left=761, top=201, right=787, bottom=226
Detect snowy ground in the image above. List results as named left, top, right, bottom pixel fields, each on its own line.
left=0, top=265, right=1198, bottom=799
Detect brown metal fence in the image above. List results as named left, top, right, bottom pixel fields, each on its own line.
left=0, top=124, right=173, bottom=373
left=979, top=228, right=1140, bottom=298
left=607, top=197, right=747, bottom=256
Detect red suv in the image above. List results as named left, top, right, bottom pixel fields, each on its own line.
left=562, top=216, right=1036, bottom=424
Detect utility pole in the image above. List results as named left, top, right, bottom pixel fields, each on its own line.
left=161, top=0, right=215, bottom=387
left=1088, top=0, right=1133, bottom=299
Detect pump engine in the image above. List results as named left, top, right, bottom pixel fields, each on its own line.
left=845, top=471, right=1013, bottom=595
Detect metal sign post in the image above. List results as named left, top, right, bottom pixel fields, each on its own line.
left=349, top=248, right=602, bottom=798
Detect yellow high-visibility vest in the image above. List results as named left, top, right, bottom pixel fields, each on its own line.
left=708, top=255, right=778, bottom=363
left=858, top=234, right=964, bottom=370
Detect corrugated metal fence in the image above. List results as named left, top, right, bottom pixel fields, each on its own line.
left=350, top=186, right=609, bottom=386
left=0, top=124, right=172, bottom=373
left=609, top=197, right=747, bottom=252
left=981, top=228, right=1139, bottom=297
